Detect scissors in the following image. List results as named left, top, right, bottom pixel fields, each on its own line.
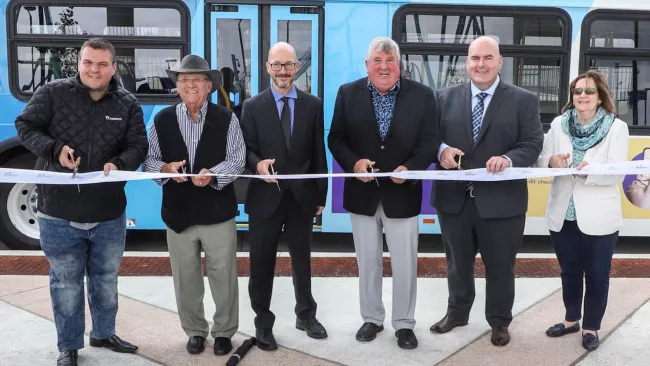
left=367, top=165, right=380, bottom=186
left=68, top=150, right=80, bottom=193
left=269, top=164, right=281, bottom=191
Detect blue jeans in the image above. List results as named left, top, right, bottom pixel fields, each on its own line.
left=39, top=213, right=126, bottom=352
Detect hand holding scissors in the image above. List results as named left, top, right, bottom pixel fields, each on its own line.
left=68, top=150, right=80, bottom=193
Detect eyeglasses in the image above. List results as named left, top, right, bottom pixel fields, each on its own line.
left=269, top=62, right=296, bottom=71
left=178, top=77, right=208, bottom=84
left=572, top=87, right=597, bottom=95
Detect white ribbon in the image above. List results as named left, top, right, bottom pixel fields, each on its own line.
left=0, top=160, right=648, bottom=185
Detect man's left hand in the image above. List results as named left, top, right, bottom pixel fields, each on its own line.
left=103, top=162, right=118, bottom=176
left=391, top=165, right=408, bottom=184
left=486, top=156, right=510, bottom=173
left=315, top=206, right=324, bottom=215
left=192, top=168, right=214, bottom=187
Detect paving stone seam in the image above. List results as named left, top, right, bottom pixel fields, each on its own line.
left=432, top=287, right=562, bottom=365
left=118, top=292, right=348, bottom=366
left=0, top=284, right=50, bottom=299
left=569, top=292, right=650, bottom=366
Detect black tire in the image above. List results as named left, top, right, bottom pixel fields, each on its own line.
left=0, top=153, right=41, bottom=250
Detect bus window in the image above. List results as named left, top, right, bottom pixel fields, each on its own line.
left=582, top=11, right=650, bottom=129
left=17, top=46, right=181, bottom=95
left=393, top=5, right=571, bottom=125
left=7, top=1, right=190, bottom=102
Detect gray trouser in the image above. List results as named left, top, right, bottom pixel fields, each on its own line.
left=350, top=203, right=419, bottom=330
left=166, top=219, right=239, bottom=338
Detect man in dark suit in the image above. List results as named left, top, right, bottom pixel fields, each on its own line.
left=328, top=37, right=439, bottom=350
left=430, top=36, right=544, bottom=346
left=240, top=41, right=328, bottom=351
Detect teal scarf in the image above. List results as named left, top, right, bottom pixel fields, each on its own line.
left=560, top=106, right=615, bottom=221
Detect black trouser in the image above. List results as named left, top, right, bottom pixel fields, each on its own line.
left=439, top=195, right=525, bottom=328
left=550, top=220, right=618, bottom=331
left=248, top=192, right=317, bottom=329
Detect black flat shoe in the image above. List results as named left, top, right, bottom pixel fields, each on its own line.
left=395, top=329, right=418, bottom=349
left=491, top=326, right=510, bottom=346
left=355, top=322, right=384, bottom=342
left=57, top=350, right=78, bottom=366
left=296, top=318, right=328, bottom=339
left=582, top=332, right=599, bottom=351
left=186, top=336, right=205, bottom=354
left=430, top=315, right=468, bottom=334
left=255, top=328, right=278, bottom=351
left=214, top=337, right=232, bottom=355
left=89, top=335, right=138, bottom=353
left=546, top=322, right=580, bottom=337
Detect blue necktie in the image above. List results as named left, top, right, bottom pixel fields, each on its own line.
left=472, top=92, right=488, bottom=144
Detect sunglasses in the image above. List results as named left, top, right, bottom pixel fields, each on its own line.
left=572, top=87, right=597, bottom=95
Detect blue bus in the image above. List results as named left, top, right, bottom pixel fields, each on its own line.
left=1, top=0, right=650, bottom=249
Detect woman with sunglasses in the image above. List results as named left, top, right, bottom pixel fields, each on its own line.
left=535, top=70, right=629, bottom=351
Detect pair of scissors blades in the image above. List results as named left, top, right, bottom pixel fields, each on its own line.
left=68, top=150, right=80, bottom=193
left=368, top=166, right=380, bottom=186
left=269, top=164, right=281, bottom=191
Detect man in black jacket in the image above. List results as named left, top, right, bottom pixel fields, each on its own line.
left=240, top=42, right=328, bottom=351
left=14, top=38, right=148, bottom=366
left=327, top=37, right=439, bottom=350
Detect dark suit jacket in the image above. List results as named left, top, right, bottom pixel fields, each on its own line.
left=240, top=87, right=327, bottom=218
left=431, top=80, right=544, bottom=219
left=327, top=77, right=440, bottom=218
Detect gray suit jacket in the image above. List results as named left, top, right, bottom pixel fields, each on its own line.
left=431, top=80, right=544, bottom=219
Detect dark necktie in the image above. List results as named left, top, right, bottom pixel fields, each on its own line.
left=281, top=97, right=291, bottom=149
left=472, top=92, right=488, bottom=144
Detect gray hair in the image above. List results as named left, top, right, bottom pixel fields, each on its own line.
left=365, top=37, right=401, bottom=62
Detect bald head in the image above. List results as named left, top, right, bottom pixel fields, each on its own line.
left=268, top=42, right=297, bottom=61
left=466, top=36, right=503, bottom=90
left=267, top=42, right=299, bottom=93
left=468, top=36, right=500, bottom=55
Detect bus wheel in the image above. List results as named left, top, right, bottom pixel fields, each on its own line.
left=0, top=153, right=41, bottom=250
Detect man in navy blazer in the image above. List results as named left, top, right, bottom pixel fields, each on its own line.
left=328, top=37, right=439, bottom=350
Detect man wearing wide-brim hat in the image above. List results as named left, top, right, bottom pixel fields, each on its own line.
left=143, top=54, right=246, bottom=357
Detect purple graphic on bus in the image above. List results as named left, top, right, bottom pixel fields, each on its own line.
left=331, top=160, right=438, bottom=215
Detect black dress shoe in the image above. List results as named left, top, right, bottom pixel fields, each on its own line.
left=186, top=336, right=205, bottom=354
left=214, top=337, right=233, bottom=355
left=296, top=318, right=328, bottom=339
left=430, top=315, right=468, bottom=334
left=582, top=332, right=599, bottom=351
left=57, top=350, right=77, bottom=366
left=395, top=329, right=418, bottom=349
left=89, top=335, right=138, bottom=353
left=546, top=322, right=580, bottom=337
left=355, top=322, right=384, bottom=342
left=255, top=328, right=278, bottom=351
left=491, top=326, right=510, bottom=346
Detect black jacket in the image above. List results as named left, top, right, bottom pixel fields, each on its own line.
left=240, top=87, right=328, bottom=218
left=14, top=74, right=148, bottom=223
left=327, top=77, right=440, bottom=218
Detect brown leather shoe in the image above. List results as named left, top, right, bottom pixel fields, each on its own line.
left=430, top=315, right=468, bottom=334
left=491, top=326, right=510, bottom=346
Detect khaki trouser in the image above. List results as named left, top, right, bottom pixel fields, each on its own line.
left=166, top=219, right=239, bottom=338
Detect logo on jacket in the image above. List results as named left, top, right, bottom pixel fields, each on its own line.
left=105, top=115, right=122, bottom=121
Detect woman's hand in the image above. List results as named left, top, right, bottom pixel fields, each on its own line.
left=548, top=153, right=570, bottom=168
